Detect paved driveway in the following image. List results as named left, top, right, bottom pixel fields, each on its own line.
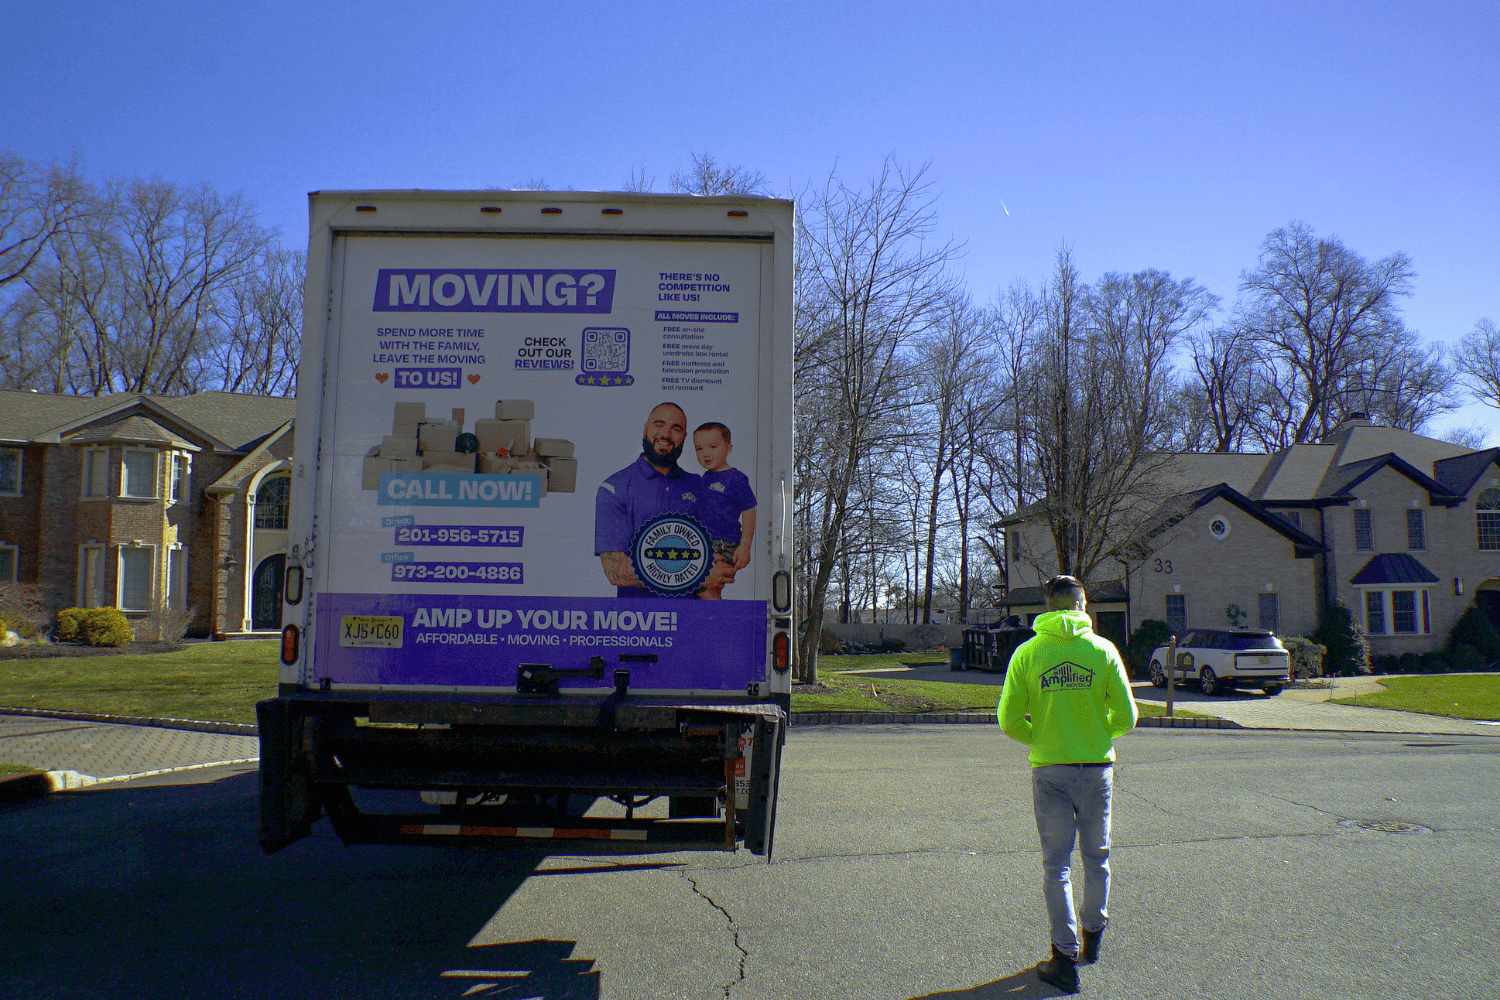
left=0, top=714, right=260, bottom=786
left=4, top=726, right=1498, bottom=999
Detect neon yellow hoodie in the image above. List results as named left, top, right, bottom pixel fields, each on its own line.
left=998, top=609, right=1138, bottom=766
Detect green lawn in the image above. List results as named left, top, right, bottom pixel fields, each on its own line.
left=0, top=763, right=43, bottom=776
left=0, top=641, right=279, bottom=726
left=800, top=654, right=1212, bottom=719
left=1332, top=674, right=1500, bottom=721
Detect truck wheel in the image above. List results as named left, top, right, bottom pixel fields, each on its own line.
left=1150, top=660, right=1167, bottom=688
left=1263, top=684, right=1284, bottom=696
left=1200, top=667, right=1222, bottom=696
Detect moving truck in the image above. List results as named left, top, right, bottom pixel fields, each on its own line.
left=258, top=190, right=794, bottom=858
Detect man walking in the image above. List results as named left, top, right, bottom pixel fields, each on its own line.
left=998, top=575, right=1138, bottom=992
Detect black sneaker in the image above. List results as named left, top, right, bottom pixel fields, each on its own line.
left=1080, top=924, right=1105, bottom=964
left=1036, top=944, right=1079, bottom=993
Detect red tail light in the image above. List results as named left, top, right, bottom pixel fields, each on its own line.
left=773, top=632, right=789, bottom=673
left=281, top=624, right=300, bottom=665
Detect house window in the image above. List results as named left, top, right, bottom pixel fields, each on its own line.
left=119, top=546, right=154, bottom=611
left=0, top=544, right=17, bottom=583
left=0, top=448, right=20, bottom=496
left=1165, top=594, right=1187, bottom=634
left=122, top=450, right=158, bottom=499
left=255, top=474, right=290, bottom=530
left=1354, top=508, right=1373, bottom=551
left=1278, top=510, right=1302, bottom=530
left=83, top=448, right=110, bottom=498
left=1477, top=488, right=1500, bottom=551
left=79, top=545, right=107, bottom=607
left=167, top=547, right=186, bottom=608
left=1391, top=590, right=1417, bottom=634
left=170, top=454, right=191, bottom=503
left=1365, top=591, right=1385, bottom=634
left=1258, top=592, right=1280, bottom=633
left=1406, top=508, right=1425, bottom=551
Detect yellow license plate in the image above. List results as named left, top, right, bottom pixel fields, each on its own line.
left=1258, top=656, right=1269, bottom=663
left=340, top=615, right=403, bottom=648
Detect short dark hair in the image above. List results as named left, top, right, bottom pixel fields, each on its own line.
left=694, top=421, right=731, bottom=443
left=648, top=402, right=687, bottom=423
left=1044, top=575, right=1086, bottom=607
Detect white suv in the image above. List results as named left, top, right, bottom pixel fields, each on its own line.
left=1149, top=628, right=1291, bottom=696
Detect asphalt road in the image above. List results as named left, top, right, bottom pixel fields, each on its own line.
left=3, top=726, right=1497, bottom=999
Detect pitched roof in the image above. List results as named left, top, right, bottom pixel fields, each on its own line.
left=1156, top=452, right=1272, bottom=494
left=1433, top=449, right=1500, bottom=499
left=1135, top=483, right=1324, bottom=557
left=63, top=415, right=200, bottom=450
left=1323, top=421, right=1471, bottom=470
left=1247, top=445, right=1340, bottom=501
left=1348, top=553, right=1440, bottom=586
left=0, top=389, right=294, bottom=453
left=1316, top=453, right=1461, bottom=506
left=998, top=580, right=1129, bottom=608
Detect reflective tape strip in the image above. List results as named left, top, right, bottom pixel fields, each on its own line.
left=397, top=823, right=647, bottom=841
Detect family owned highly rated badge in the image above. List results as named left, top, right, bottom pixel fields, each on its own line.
left=629, top=513, right=712, bottom=596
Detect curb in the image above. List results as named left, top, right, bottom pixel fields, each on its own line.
left=789, top=712, right=1241, bottom=729
left=0, top=706, right=257, bottom=737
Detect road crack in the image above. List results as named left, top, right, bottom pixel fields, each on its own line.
left=682, top=873, right=748, bottom=997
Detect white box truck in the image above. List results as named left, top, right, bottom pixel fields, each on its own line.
left=259, top=190, right=794, bottom=857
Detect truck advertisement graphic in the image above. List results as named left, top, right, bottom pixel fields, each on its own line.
left=316, top=231, right=766, bottom=693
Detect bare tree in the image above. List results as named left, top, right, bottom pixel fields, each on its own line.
left=0, top=153, right=89, bottom=289
left=207, top=245, right=305, bottom=395
left=1184, top=322, right=1263, bottom=452
left=1239, top=222, right=1417, bottom=442
left=670, top=153, right=770, bottom=197
left=1453, top=318, right=1500, bottom=410
left=792, top=159, right=961, bottom=680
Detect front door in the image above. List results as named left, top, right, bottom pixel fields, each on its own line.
left=1478, top=590, right=1500, bottom=632
left=252, top=554, right=285, bottom=630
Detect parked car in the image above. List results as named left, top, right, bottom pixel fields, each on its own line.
left=1149, top=628, right=1291, bottom=696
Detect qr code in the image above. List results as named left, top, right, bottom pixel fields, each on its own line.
left=583, top=328, right=630, bottom=372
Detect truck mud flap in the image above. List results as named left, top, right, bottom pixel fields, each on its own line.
left=743, top=714, right=784, bottom=859
left=256, top=698, right=319, bottom=854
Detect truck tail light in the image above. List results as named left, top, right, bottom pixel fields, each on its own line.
left=281, top=624, right=300, bottom=665
left=773, top=632, right=789, bottom=673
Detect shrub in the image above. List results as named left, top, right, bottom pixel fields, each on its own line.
left=1418, top=650, right=1452, bottom=674
left=1282, top=636, right=1327, bottom=679
left=1450, top=642, right=1487, bottom=673
left=142, top=602, right=200, bottom=650
left=1124, top=619, right=1174, bottom=678
left=1447, top=606, right=1500, bottom=664
left=819, top=628, right=842, bottom=654
left=1311, top=601, right=1371, bottom=676
left=55, top=607, right=133, bottom=647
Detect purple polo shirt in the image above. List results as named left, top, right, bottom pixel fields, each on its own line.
left=698, top=467, right=756, bottom=542
left=595, top=455, right=705, bottom=597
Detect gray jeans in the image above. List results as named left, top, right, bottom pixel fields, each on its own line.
left=1031, top=763, right=1113, bottom=957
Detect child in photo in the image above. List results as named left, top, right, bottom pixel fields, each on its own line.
left=692, top=422, right=756, bottom=599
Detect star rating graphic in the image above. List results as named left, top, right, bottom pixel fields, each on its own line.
left=644, top=546, right=701, bottom=561
left=575, top=374, right=634, bottom=386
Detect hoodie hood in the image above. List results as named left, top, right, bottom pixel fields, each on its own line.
left=1032, top=609, right=1094, bottom=640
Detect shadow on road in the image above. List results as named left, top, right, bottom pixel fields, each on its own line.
left=909, top=965, right=1073, bottom=998
left=0, top=770, right=600, bottom=999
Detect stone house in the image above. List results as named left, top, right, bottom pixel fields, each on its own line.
left=998, top=415, right=1500, bottom=655
left=0, top=390, right=295, bottom=640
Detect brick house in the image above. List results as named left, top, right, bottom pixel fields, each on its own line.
left=0, top=390, right=295, bottom=640
left=998, top=415, right=1500, bottom=655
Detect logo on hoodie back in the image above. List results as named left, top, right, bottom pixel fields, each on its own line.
left=1040, top=661, right=1094, bottom=691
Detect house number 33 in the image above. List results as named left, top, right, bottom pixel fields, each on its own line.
left=1153, top=558, right=1173, bottom=574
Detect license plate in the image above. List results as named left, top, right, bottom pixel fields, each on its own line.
left=340, top=615, right=403, bottom=648
left=1258, top=656, right=1269, bottom=664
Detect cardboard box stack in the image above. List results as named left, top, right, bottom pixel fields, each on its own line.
left=361, top=399, right=575, bottom=494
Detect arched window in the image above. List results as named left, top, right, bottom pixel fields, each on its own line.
left=1477, top=488, right=1500, bottom=551
left=255, top=474, right=290, bottom=530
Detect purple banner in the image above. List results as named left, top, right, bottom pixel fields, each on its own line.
left=315, top=593, right=767, bottom=691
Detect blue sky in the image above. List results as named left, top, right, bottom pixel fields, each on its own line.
left=4, top=1, right=1496, bottom=435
